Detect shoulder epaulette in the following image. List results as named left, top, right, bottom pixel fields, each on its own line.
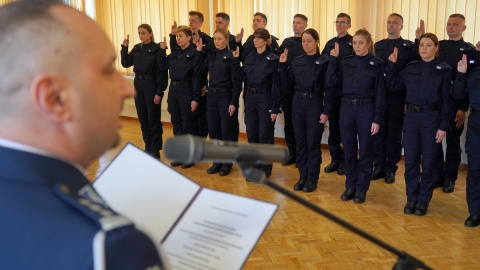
left=266, top=53, right=279, bottom=61
left=462, top=42, right=476, bottom=51
left=315, top=54, right=329, bottom=65
left=369, top=56, right=384, bottom=66
left=406, top=60, right=419, bottom=66
left=436, top=62, right=452, bottom=70
left=402, top=40, right=415, bottom=47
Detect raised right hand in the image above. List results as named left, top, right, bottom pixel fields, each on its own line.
left=122, top=34, right=129, bottom=46
left=196, top=37, right=203, bottom=51
left=232, top=46, right=240, bottom=58
left=330, top=42, right=339, bottom=57
left=457, top=54, right=467, bottom=73
left=170, top=20, right=177, bottom=34
left=279, top=48, right=288, bottom=63
left=159, top=37, right=167, bottom=49
left=415, top=19, right=425, bottom=39
left=388, top=47, right=398, bottom=63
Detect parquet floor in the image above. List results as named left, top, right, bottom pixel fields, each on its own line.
left=86, top=117, right=480, bottom=270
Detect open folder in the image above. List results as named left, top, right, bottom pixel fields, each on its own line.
left=94, top=143, right=278, bottom=270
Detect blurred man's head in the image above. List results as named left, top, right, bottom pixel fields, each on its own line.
left=215, top=12, right=230, bottom=30
left=0, top=0, right=133, bottom=167
left=335, top=13, right=351, bottom=37
left=292, top=14, right=308, bottom=37
left=446, top=14, right=466, bottom=40
left=188, top=10, right=204, bottom=31
left=386, top=13, right=404, bottom=38
left=253, top=12, right=267, bottom=30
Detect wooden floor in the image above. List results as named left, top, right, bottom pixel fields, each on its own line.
left=86, top=117, right=479, bottom=270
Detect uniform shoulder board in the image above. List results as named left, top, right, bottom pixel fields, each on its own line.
left=369, top=56, right=384, bottom=66
left=436, top=62, right=452, bottom=70
left=461, top=42, right=476, bottom=51
left=272, top=35, right=279, bottom=42
left=375, top=39, right=387, bottom=46
left=402, top=40, right=414, bottom=47
left=406, top=60, right=419, bottom=66
left=315, top=54, right=329, bottom=65
left=266, top=53, right=279, bottom=61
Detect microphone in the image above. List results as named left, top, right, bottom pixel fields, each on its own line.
left=164, top=135, right=289, bottom=164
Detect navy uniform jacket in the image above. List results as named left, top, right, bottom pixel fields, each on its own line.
left=326, top=54, right=386, bottom=125
left=453, top=66, right=480, bottom=108
left=0, top=145, right=164, bottom=270
left=385, top=59, right=454, bottom=131
left=279, top=53, right=333, bottom=115
left=375, top=38, right=414, bottom=72
left=321, top=33, right=353, bottom=59
left=241, top=34, right=279, bottom=62
left=239, top=51, right=282, bottom=113
left=277, top=36, right=304, bottom=63
left=158, top=43, right=202, bottom=102
left=120, top=42, right=168, bottom=97
left=169, top=30, right=214, bottom=53
left=193, top=47, right=242, bottom=107
left=227, top=31, right=242, bottom=52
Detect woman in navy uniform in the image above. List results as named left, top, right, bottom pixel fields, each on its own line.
left=279, top=28, right=332, bottom=192
left=194, top=29, right=241, bottom=176
left=386, top=33, right=454, bottom=216
left=121, top=24, right=168, bottom=159
left=454, top=54, right=480, bottom=226
left=159, top=26, right=201, bottom=168
left=326, top=29, right=386, bottom=204
left=235, top=28, right=281, bottom=177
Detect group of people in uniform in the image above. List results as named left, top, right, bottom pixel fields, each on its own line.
left=120, top=10, right=480, bottom=226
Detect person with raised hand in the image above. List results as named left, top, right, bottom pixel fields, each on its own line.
left=121, top=24, right=168, bottom=160
left=386, top=33, right=454, bottom=216
left=279, top=28, right=332, bottom=192
left=326, top=29, right=386, bottom=204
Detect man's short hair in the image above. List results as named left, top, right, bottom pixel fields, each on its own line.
left=388, top=13, right=404, bottom=23
left=337, top=13, right=351, bottom=24
left=216, top=12, right=230, bottom=22
left=449, top=13, right=465, bottom=21
left=254, top=12, right=268, bottom=23
left=294, top=14, right=308, bottom=23
left=189, top=10, right=204, bottom=22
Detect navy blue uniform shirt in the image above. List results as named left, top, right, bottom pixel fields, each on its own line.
left=241, top=34, right=279, bottom=62
left=321, top=33, right=353, bottom=59
left=277, top=36, right=304, bottom=63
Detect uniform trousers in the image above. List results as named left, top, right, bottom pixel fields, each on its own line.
left=340, top=102, right=374, bottom=192
left=292, top=97, right=324, bottom=182
left=466, top=111, right=480, bottom=215
left=436, top=115, right=464, bottom=183
left=134, top=79, right=163, bottom=157
left=192, top=95, right=208, bottom=138
left=167, top=86, right=193, bottom=135
left=327, top=91, right=344, bottom=163
left=403, top=111, right=439, bottom=203
left=281, top=91, right=296, bottom=157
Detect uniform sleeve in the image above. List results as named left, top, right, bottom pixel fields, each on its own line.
left=452, top=72, right=468, bottom=100
left=270, top=62, right=282, bottom=114
left=278, top=62, right=294, bottom=88
left=120, top=45, right=134, bottom=68
left=193, top=50, right=208, bottom=76
left=385, top=61, right=406, bottom=91
left=230, top=56, right=242, bottom=107
left=155, top=48, right=168, bottom=96
left=325, top=56, right=342, bottom=88
left=439, top=71, right=454, bottom=131
left=373, top=68, right=386, bottom=125
left=169, top=34, right=179, bottom=51
left=321, top=65, right=333, bottom=116
left=192, top=54, right=203, bottom=103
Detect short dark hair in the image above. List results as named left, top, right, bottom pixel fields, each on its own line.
left=175, top=25, right=193, bottom=37
left=189, top=10, right=204, bottom=22
left=337, top=13, right=351, bottom=24
left=388, top=13, right=403, bottom=23
left=294, top=14, right=308, bottom=23
left=253, top=28, right=272, bottom=52
left=216, top=12, right=230, bottom=22
left=254, top=12, right=268, bottom=23
left=449, top=13, right=465, bottom=21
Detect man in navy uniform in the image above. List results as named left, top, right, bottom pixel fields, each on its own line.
left=321, top=13, right=354, bottom=175
left=416, top=14, right=477, bottom=193
left=0, top=1, right=167, bottom=269
left=276, top=14, right=309, bottom=166
left=241, top=12, right=280, bottom=62
left=372, top=13, right=414, bottom=184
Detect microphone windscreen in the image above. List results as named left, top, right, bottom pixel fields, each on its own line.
left=164, top=135, right=196, bottom=163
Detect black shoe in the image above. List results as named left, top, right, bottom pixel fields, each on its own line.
left=434, top=178, right=444, bottom=188
left=465, top=215, right=480, bottom=227
left=170, top=161, right=182, bottom=167
left=403, top=202, right=417, bottom=214
left=385, top=172, right=395, bottom=184
left=219, top=165, right=232, bottom=176
left=443, top=180, right=455, bottom=193
left=207, top=164, right=222, bottom=174
left=371, top=170, right=386, bottom=180
left=293, top=179, right=307, bottom=191
left=337, top=162, right=345, bottom=175
left=354, top=191, right=366, bottom=204
left=302, top=181, right=317, bottom=193
left=181, top=163, right=195, bottom=169
left=414, top=202, right=429, bottom=216
left=324, top=162, right=339, bottom=173
left=281, top=156, right=296, bottom=166
left=341, top=189, right=356, bottom=201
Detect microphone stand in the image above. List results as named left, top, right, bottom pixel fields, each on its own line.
left=233, top=149, right=432, bottom=270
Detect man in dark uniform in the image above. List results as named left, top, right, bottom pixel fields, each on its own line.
left=454, top=54, right=480, bottom=227
left=416, top=14, right=477, bottom=193
left=214, top=12, right=244, bottom=143
left=321, top=13, right=354, bottom=175
left=0, top=1, right=167, bottom=269
left=276, top=14, right=309, bottom=166
left=372, top=13, right=414, bottom=184
left=241, top=12, right=280, bottom=62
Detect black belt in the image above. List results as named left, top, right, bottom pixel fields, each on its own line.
left=406, top=104, right=439, bottom=113
left=294, top=92, right=321, bottom=99
left=136, top=74, right=154, bottom=80
left=247, top=87, right=270, bottom=94
left=208, top=87, right=230, bottom=94
left=170, top=80, right=192, bottom=87
left=342, top=97, right=374, bottom=106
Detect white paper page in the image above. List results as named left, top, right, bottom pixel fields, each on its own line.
left=94, top=144, right=201, bottom=242
left=162, top=188, right=278, bottom=270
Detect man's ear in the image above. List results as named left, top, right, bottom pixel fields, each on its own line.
left=31, top=75, right=72, bottom=121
